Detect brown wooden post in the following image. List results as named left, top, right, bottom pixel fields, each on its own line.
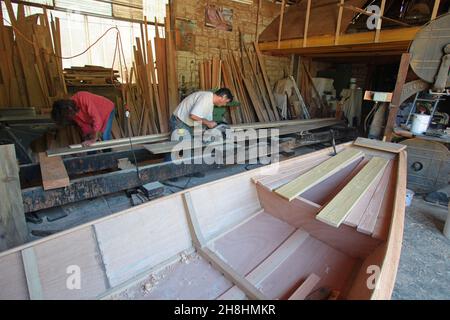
left=335, top=0, right=344, bottom=45
left=277, top=0, right=286, bottom=49
left=303, top=0, right=311, bottom=48
left=384, top=53, right=411, bottom=142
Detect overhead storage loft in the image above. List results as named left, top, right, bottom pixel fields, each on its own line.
left=258, top=0, right=442, bottom=57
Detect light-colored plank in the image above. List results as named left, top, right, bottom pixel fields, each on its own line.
left=38, top=152, right=69, bottom=190
left=357, top=161, right=394, bottom=235
left=277, top=0, right=286, bottom=49
left=303, top=0, right=311, bottom=47
left=374, top=0, right=386, bottom=43
left=316, top=157, right=389, bottom=228
left=343, top=162, right=386, bottom=227
left=335, top=0, right=344, bottom=45
left=288, top=273, right=321, bottom=300
left=0, top=144, right=28, bottom=251
left=217, top=228, right=309, bottom=300
left=257, top=184, right=381, bottom=259
left=182, top=192, right=207, bottom=248
left=431, top=0, right=441, bottom=20
left=47, top=133, right=170, bottom=157
left=21, top=247, right=43, bottom=300
left=182, top=190, right=265, bottom=300
left=199, top=247, right=266, bottom=300
left=354, top=137, right=406, bottom=154
left=275, top=148, right=364, bottom=201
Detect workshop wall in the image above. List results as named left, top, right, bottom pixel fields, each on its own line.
left=173, top=0, right=291, bottom=92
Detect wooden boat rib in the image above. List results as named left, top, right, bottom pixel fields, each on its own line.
left=0, top=138, right=406, bottom=300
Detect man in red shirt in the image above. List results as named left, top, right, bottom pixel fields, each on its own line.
left=51, top=91, right=116, bottom=146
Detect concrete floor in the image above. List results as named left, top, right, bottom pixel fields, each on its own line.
left=27, top=144, right=450, bottom=300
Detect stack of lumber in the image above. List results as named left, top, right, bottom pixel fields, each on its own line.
left=115, top=9, right=178, bottom=137
left=199, top=41, right=286, bottom=125
left=0, top=0, right=66, bottom=112
left=64, top=66, right=120, bottom=86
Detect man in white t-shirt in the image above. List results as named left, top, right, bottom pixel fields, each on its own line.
left=170, top=88, right=233, bottom=135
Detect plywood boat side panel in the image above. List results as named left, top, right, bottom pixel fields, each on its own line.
left=94, top=195, right=192, bottom=287
left=371, top=150, right=406, bottom=299
left=189, top=171, right=263, bottom=241
left=0, top=252, right=29, bottom=299
left=347, top=151, right=406, bottom=299
left=256, top=184, right=382, bottom=259
left=34, top=227, right=108, bottom=299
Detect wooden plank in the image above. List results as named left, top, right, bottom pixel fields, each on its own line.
left=343, top=162, right=385, bottom=227
left=0, top=144, right=28, bottom=251
left=38, top=152, right=69, bottom=190
left=431, top=0, right=441, bottom=20
left=335, top=0, right=344, bottom=45
left=316, top=157, right=389, bottom=228
left=182, top=192, right=207, bottom=248
left=354, top=137, right=406, bottom=154
left=288, top=273, right=320, bottom=300
left=275, top=148, right=364, bottom=201
left=375, top=0, right=386, bottom=43
left=303, top=0, right=311, bottom=48
left=257, top=183, right=381, bottom=259
left=253, top=42, right=279, bottom=120
left=21, top=248, right=43, bottom=300
left=47, top=133, right=170, bottom=157
left=182, top=191, right=265, bottom=300
left=198, top=247, right=266, bottom=300
left=258, top=27, right=420, bottom=54
left=218, top=228, right=309, bottom=300
left=357, top=161, right=394, bottom=235
left=277, top=0, right=286, bottom=49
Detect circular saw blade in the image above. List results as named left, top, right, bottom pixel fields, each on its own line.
left=400, top=138, right=450, bottom=193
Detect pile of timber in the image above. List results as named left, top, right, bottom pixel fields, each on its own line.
left=64, top=66, right=120, bottom=86
left=115, top=9, right=178, bottom=137
left=199, top=41, right=297, bottom=125
left=0, top=0, right=66, bottom=112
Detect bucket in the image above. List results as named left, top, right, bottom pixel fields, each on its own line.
left=406, top=189, right=414, bottom=207
left=410, top=114, right=431, bottom=135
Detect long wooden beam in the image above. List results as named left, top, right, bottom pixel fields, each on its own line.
left=277, top=0, right=286, bottom=49
left=259, top=27, right=420, bottom=55
left=47, top=133, right=170, bottom=157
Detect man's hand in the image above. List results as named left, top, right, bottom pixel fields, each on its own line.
left=205, top=120, right=217, bottom=129
left=82, top=139, right=96, bottom=147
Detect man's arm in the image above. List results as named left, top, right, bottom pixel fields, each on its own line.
left=190, top=114, right=217, bottom=129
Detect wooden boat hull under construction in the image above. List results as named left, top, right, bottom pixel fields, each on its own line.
left=0, top=138, right=406, bottom=300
